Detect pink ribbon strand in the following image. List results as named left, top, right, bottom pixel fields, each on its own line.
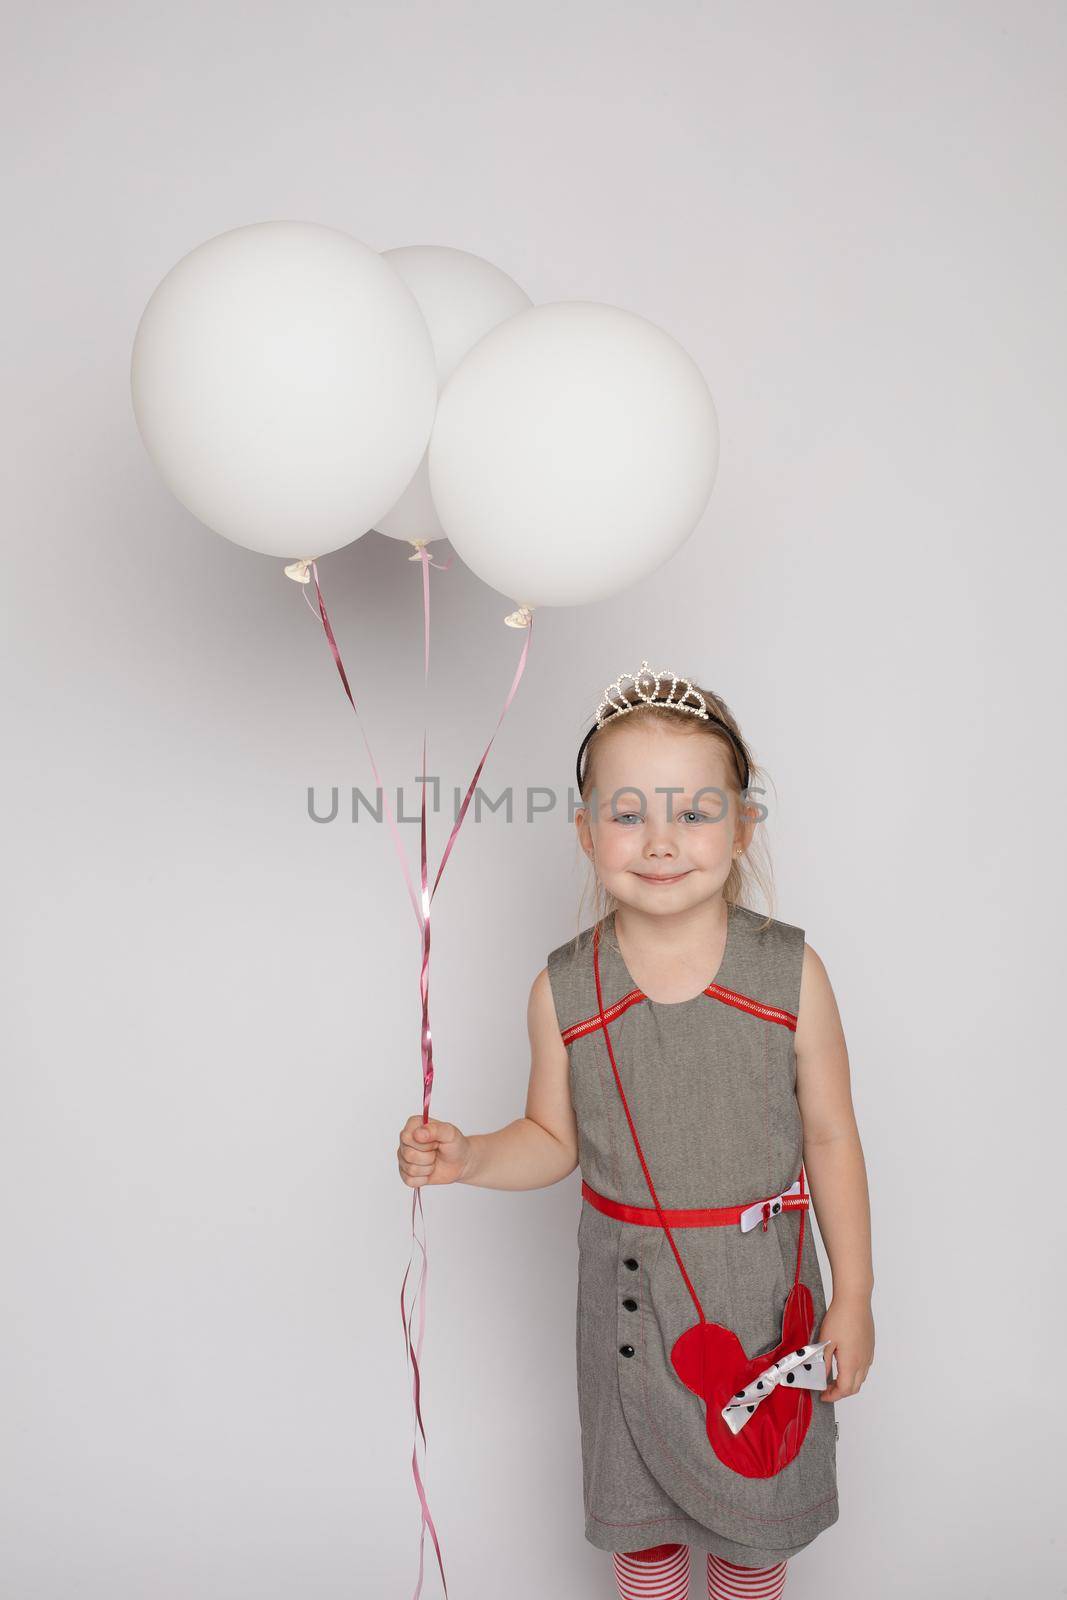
left=301, top=549, right=533, bottom=1596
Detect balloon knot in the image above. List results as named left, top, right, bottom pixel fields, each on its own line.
left=284, top=559, right=315, bottom=584
left=504, top=603, right=534, bottom=629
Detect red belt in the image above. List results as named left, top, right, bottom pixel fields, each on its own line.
left=581, top=1167, right=809, bottom=1234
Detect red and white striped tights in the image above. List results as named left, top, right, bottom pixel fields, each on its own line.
left=612, top=1541, right=788, bottom=1600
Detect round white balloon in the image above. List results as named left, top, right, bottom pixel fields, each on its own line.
left=427, top=301, right=719, bottom=608
left=374, top=245, right=532, bottom=544
left=130, top=221, right=438, bottom=560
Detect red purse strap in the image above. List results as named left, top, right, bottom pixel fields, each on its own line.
left=591, top=920, right=807, bottom=1314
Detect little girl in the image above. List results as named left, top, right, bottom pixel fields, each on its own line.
left=397, top=663, right=875, bottom=1599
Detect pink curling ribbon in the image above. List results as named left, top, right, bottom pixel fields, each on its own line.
left=301, top=549, right=534, bottom=1597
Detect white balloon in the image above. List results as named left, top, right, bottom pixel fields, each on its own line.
left=374, top=245, right=532, bottom=544
left=131, top=221, right=438, bottom=560
left=428, top=301, right=719, bottom=608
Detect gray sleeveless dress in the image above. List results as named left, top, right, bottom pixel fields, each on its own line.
left=546, top=903, right=839, bottom=1563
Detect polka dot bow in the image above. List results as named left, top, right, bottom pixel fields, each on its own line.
left=720, top=1341, right=833, bottom=1435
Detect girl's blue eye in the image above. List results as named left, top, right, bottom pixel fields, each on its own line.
left=612, top=811, right=711, bottom=824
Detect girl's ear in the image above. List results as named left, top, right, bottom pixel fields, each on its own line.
left=735, top=797, right=758, bottom=853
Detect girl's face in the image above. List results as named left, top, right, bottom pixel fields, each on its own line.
left=575, top=717, right=748, bottom=914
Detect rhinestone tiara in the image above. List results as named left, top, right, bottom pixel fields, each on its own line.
left=575, top=660, right=752, bottom=798
left=595, top=660, right=709, bottom=728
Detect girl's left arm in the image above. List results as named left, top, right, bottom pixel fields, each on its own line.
left=794, top=942, right=875, bottom=1402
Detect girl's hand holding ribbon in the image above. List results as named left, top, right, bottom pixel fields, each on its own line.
left=398, top=1116, right=472, bottom=1188
left=816, top=1294, right=876, bottom=1402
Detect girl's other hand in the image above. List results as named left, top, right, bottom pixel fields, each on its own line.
left=816, top=1294, right=875, bottom=1402
left=397, top=1116, right=471, bottom=1187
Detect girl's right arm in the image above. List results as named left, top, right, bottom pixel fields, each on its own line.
left=396, top=967, right=579, bottom=1192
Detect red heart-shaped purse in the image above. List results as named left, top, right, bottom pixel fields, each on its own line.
left=670, top=1280, right=816, bottom=1477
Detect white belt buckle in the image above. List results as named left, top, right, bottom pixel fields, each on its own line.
left=739, top=1178, right=802, bottom=1233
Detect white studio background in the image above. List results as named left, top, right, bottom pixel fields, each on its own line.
left=3, top=5, right=1063, bottom=1598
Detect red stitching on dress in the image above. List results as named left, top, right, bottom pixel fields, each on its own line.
left=562, top=988, right=645, bottom=1043
left=705, top=986, right=797, bottom=1030
left=560, top=985, right=797, bottom=1044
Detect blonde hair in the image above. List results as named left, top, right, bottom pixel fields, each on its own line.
left=572, top=675, right=775, bottom=950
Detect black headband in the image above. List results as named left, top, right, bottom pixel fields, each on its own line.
left=575, top=708, right=751, bottom=802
